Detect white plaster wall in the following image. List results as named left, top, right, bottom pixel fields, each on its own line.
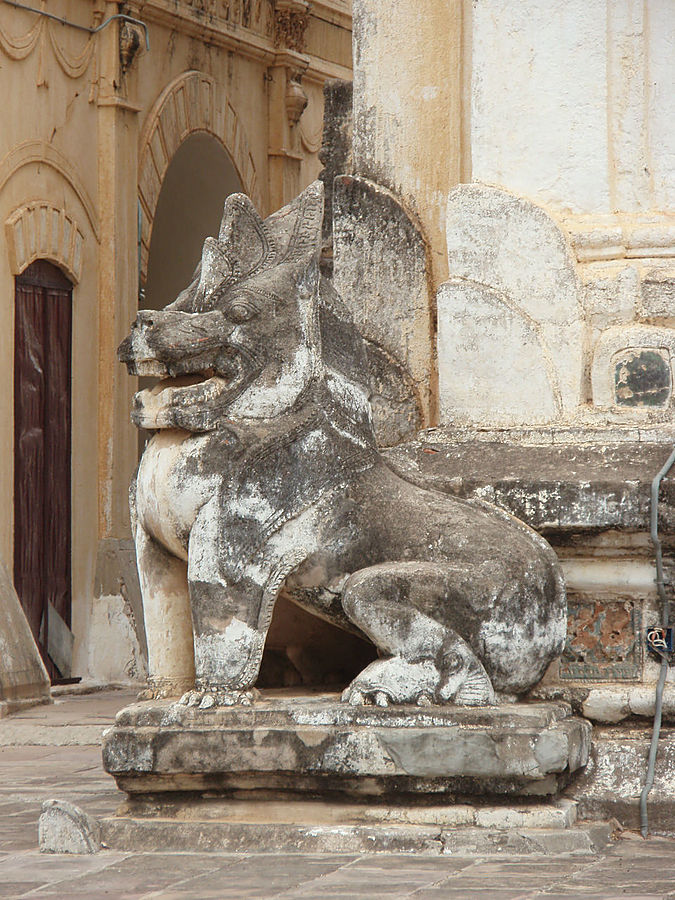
left=647, top=2, right=675, bottom=212
left=470, top=0, right=674, bottom=217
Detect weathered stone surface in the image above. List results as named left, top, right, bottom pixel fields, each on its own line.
left=441, top=183, right=583, bottom=426
left=118, top=182, right=566, bottom=711
left=384, top=436, right=675, bottom=533
left=318, top=78, right=353, bottom=273
left=39, top=799, right=101, bottom=854
left=333, top=173, right=431, bottom=436
left=0, top=562, right=50, bottom=714
left=98, top=816, right=611, bottom=857
left=582, top=686, right=675, bottom=724
left=591, top=324, right=675, bottom=409
left=102, top=695, right=590, bottom=797
left=569, top=725, right=675, bottom=834
left=94, top=537, right=148, bottom=662
left=640, top=268, right=675, bottom=320
left=437, top=279, right=560, bottom=424
left=583, top=264, right=639, bottom=331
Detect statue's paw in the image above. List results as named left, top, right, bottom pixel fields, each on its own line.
left=180, top=688, right=259, bottom=709
left=342, top=658, right=441, bottom=707
left=178, top=690, right=204, bottom=707
left=137, top=685, right=174, bottom=701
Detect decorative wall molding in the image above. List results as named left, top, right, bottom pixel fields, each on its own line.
left=0, top=7, right=97, bottom=82
left=0, top=141, right=100, bottom=238
left=138, top=71, right=260, bottom=278
left=561, top=214, right=675, bottom=264
left=5, top=202, right=85, bottom=283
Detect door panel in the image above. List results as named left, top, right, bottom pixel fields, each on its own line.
left=14, top=261, right=72, bottom=676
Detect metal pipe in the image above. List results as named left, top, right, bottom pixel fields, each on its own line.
left=2, top=1, right=149, bottom=50
left=640, top=444, right=675, bottom=838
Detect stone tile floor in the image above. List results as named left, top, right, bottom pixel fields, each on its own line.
left=1, top=689, right=675, bottom=898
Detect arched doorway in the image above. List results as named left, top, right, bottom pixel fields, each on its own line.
left=14, top=259, right=72, bottom=680
left=143, top=132, right=244, bottom=311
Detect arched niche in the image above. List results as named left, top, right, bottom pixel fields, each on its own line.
left=143, top=132, right=244, bottom=311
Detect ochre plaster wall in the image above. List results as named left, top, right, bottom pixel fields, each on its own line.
left=0, top=0, right=352, bottom=681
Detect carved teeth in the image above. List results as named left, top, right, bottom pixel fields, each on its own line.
left=374, top=691, right=389, bottom=707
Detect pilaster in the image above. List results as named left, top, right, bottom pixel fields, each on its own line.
left=96, top=1, right=142, bottom=539
left=267, top=1, right=311, bottom=213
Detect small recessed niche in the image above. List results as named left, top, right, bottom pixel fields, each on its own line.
left=613, top=348, right=672, bottom=408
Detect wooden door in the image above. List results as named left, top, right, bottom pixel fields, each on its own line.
left=14, top=260, right=72, bottom=678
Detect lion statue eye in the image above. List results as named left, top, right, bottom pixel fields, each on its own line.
left=228, top=300, right=256, bottom=323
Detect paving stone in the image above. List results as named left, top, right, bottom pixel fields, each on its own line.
left=0, top=882, right=46, bottom=898
left=24, top=853, right=232, bottom=896
left=150, top=855, right=358, bottom=899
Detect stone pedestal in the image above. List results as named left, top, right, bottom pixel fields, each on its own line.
left=95, top=692, right=598, bottom=854
left=384, top=431, right=675, bottom=704
left=103, top=693, right=590, bottom=798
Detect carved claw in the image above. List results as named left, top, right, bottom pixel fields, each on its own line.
left=179, top=688, right=258, bottom=709
left=138, top=685, right=174, bottom=701
left=178, top=690, right=204, bottom=707
left=342, top=685, right=394, bottom=707
left=342, top=658, right=441, bottom=707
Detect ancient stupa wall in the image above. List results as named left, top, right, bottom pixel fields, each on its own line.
left=441, top=0, right=675, bottom=429
left=338, top=0, right=675, bottom=707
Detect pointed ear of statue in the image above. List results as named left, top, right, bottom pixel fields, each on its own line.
left=195, top=237, right=233, bottom=303
left=218, top=193, right=269, bottom=277
left=264, top=181, right=324, bottom=262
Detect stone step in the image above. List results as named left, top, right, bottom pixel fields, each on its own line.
left=39, top=796, right=615, bottom=856
left=112, top=796, right=580, bottom=829
left=568, top=725, right=675, bottom=835
left=97, top=817, right=614, bottom=857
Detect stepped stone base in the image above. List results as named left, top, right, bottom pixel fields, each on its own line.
left=40, top=795, right=614, bottom=856
left=97, top=803, right=613, bottom=856
left=569, top=724, right=675, bottom=835
left=102, top=693, right=591, bottom=798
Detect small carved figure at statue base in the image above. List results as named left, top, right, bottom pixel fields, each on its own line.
left=118, top=182, right=567, bottom=708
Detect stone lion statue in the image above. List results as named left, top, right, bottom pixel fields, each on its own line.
left=118, top=182, right=566, bottom=709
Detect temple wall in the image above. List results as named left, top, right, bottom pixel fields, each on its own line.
left=342, top=0, right=675, bottom=706
left=438, top=0, right=675, bottom=429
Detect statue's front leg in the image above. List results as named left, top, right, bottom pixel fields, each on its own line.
left=134, top=523, right=195, bottom=700
left=182, top=507, right=265, bottom=709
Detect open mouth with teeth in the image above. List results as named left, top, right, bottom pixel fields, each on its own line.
left=122, top=348, right=255, bottom=431
left=117, top=308, right=265, bottom=431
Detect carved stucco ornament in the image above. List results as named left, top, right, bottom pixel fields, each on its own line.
left=118, top=182, right=567, bottom=710
left=274, top=0, right=311, bottom=53
left=285, top=74, right=308, bottom=125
